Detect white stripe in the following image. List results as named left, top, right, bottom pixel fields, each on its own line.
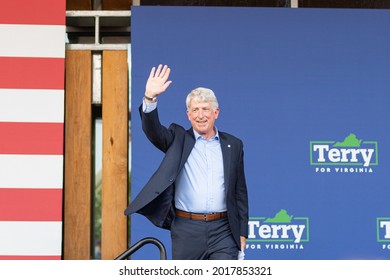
left=0, top=155, right=63, bottom=189
left=0, top=24, right=65, bottom=58
left=0, top=89, right=64, bottom=123
left=0, top=222, right=62, bottom=256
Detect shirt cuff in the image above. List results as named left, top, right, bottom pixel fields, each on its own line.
left=142, top=98, right=157, bottom=113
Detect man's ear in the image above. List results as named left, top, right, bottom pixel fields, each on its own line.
left=215, top=108, right=220, bottom=119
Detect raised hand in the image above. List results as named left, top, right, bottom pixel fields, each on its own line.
left=145, top=64, right=172, bottom=99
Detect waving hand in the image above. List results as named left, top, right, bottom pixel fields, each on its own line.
left=145, top=64, right=172, bottom=100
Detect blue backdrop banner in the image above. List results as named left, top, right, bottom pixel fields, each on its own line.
left=130, top=6, right=390, bottom=260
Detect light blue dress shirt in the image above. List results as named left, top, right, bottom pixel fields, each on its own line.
left=142, top=99, right=227, bottom=213
left=175, top=129, right=226, bottom=213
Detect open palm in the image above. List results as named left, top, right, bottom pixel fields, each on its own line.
left=145, top=64, right=172, bottom=98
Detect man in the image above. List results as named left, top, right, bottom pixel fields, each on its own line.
left=125, top=64, right=248, bottom=260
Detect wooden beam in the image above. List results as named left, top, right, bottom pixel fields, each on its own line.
left=101, top=50, right=129, bottom=260
left=102, top=0, right=132, bottom=10
left=64, top=50, right=92, bottom=259
left=67, top=0, right=92, bottom=10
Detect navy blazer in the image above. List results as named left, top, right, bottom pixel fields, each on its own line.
left=125, top=105, right=249, bottom=249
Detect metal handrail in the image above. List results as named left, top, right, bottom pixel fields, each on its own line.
left=115, top=237, right=167, bottom=260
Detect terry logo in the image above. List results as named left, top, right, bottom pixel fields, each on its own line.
left=377, top=218, right=390, bottom=250
left=377, top=218, right=390, bottom=241
left=310, top=133, right=378, bottom=167
left=247, top=209, right=309, bottom=243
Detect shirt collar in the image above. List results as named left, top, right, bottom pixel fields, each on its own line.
left=193, top=127, right=220, bottom=141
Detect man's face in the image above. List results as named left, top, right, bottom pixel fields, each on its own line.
left=187, top=100, right=220, bottom=140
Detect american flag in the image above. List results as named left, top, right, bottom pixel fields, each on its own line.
left=0, top=0, right=65, bottom=259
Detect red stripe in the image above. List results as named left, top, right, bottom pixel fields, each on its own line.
left=0, top=189, right=62, bottom=221
left=0, top=255, right=61, bottom=260
left=0, top=57, right=64, bottom=90
left=0, top=122, right=63, bottom=155
left=0, top=0, right=65, bottom=25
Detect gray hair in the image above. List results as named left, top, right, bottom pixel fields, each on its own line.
left=186, top=87, right=219, bottom=110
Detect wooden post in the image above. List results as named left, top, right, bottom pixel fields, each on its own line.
left=64, top=50, right=92, bottom=259
left=101, top=50, right=129, bottom=260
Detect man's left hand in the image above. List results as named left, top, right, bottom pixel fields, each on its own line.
left=240, top=236, right=246, bottom=251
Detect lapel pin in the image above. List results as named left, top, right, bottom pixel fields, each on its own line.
left=228, top=144, right=231, bottom=148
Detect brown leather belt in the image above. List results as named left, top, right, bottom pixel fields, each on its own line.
left=176, top=209, right=227, bottom=222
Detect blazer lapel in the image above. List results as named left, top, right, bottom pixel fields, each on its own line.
left=220, top=133, right=231, bottom=190
left=179, top=128, right=196, bottom=170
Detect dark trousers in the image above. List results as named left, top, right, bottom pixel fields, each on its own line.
left=171, top=216, right=238, bottom=260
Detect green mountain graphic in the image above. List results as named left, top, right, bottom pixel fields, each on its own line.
left=264, top=209, right=293, bottom=223
left=333, top=133, right=362, bottom=147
